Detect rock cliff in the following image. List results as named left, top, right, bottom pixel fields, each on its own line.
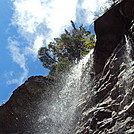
left=0, top=76, right=55, bottom=134
left=0, top=0, right=134, bottom=134
left=75, top=37, right=134, bottom=133
left=94, top=0, right=133, bottom=74
left=75, top=0, right=134, bottom=133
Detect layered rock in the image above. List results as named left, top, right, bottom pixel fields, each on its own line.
left=75, top=0, right=134, bottom=133
left=75, top=37, right=134, bottom=133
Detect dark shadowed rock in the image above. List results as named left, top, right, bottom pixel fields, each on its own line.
left=75, top=35, right=134, bottom=134
left=0, top=76, right=55, bottom=134
left=94, top=0, right=133, bottom=74
left=75, top=0, right=134, bottom=134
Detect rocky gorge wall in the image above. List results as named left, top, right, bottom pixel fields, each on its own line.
left=75, top=36, right=134, bottom=134
left=0, top=0, right=134, bottom=134
left=75, top=0, right=134, bottom=133
left=94, top=0, right=134, bottom=74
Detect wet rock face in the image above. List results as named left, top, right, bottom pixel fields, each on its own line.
left=75, top=38, right=134, bottom=133
left=94, top=0, right=134, bottom=74
left=75, top=24, right=134, bottom=132
left=0, top=76, right=55, bottom=134
left=75, top=0, right=134, bottom=133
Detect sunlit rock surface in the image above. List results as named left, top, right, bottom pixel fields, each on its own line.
left=75, top=0, right=134, bottom=133
left=75, top=38, right=134, bottom=133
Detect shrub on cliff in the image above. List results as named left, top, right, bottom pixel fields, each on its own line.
left=38, top=21, right=95, bottom=76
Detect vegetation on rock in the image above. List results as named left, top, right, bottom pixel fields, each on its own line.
left=38, top=21, right=95, bottom=76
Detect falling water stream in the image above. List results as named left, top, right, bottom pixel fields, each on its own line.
left=121, top=36, right=134, bottom=83
left=34, top=50, right=94, bottom=134
left=25, top=1, right=126, bottom=133
left=28, top=36, right=134, bottom=134
left=122, top=36, right=134, bottom=96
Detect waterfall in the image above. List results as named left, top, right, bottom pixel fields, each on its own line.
left=34, top=50, right=94, bottom=134
left=124, top=36, right=134, bottom=84
left=18, top=1, right=114, bottom=133
left=115, top=36, right=134, bottom=113
left=121, top=36, right=134, bottom=82
left=125, top=36, right=133, bottom=65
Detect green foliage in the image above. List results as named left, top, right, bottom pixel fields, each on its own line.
left=38, top=21, right=95, bottom=76
left=80, top=34, right=95, bottom=55
left=54, top=58, right=72, bottom=76
left=38, top=47, right=57, bottom=69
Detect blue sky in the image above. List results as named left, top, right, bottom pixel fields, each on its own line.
left=0, top=0, right=50, bottom=104
left=0, top=0, right=111, bottom=105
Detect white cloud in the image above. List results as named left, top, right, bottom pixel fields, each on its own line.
left=7, top=38, right=28, bottom=85
left=5, top=71, right=14, bottom=77
left=33, top=35, right=44, bottom=53
left=8, top=0, right=112, bottom=85
left=11, top=0, right=78, bottom=55
left=12, top=0, right=45, bottom=33
left=81, top=0, right=113, bottom=23
left=7, top=67, right=28, bottom=85
left=11, top=0, right=112, bottom=55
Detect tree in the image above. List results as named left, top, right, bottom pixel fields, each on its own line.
left=80, top=33, right=95, bottom=55
left=38, top=21, right=95, bottom=75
